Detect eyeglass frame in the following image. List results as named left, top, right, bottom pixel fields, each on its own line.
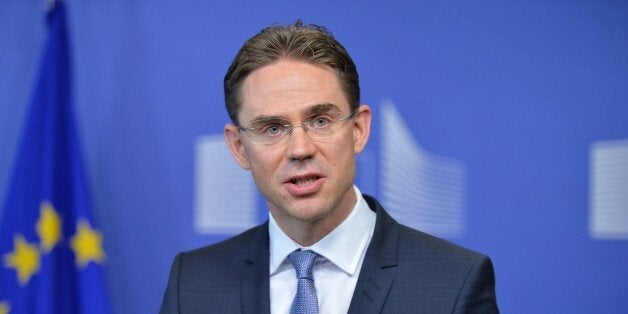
left=236, top=108, right=358, bottom=145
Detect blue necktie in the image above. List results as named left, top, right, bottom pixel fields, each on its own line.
left=288, top=250, right=320, bottom=314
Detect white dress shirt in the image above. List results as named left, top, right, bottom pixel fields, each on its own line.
left=269, top=186, right=377, bottom=314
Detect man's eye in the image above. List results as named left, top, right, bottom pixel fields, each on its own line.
left=311, top=116, right=331, bottom=128
left=261, top=124, right=284, bottom=135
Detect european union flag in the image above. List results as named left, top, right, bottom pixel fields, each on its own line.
left=0, top=1, right=109, bottom=313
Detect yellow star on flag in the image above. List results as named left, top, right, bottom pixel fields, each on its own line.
left=36, top=201, right=62, bottom=253
left=3, top=234, right=41, bottom=286
left=0, top=300, right=10, bottom=314
left=70, top=220, right=106, bottom=268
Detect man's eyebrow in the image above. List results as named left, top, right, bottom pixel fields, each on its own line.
left=247, top=115, right=286, bottom=124
left=244, top=103, right=341, bottom=125
left=304, top=103, right=341, bottom=116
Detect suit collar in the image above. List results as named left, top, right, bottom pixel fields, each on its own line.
left=348, top=194, right=399, bottom=313
left=241, top=222, right=271, bottom=314
left=362, top=194, right=399, bottom=268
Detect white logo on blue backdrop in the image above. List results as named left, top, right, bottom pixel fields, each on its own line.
left=589, top=139, right=628, bottom=239
left=194, top=135, right=258, bottom=234
left=380, top=101, right=466, bottom=238
left=194, top=102, right=467, bottom=238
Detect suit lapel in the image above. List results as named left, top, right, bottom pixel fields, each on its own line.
left=240, top=222, right=271, bottom=314
left=348, top=195, right=399, bottom=314
left=348, top=258, right=394, bottom=314
left=238, top=196, right=399, bottom=313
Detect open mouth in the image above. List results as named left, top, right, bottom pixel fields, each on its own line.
left=290, top=176, right=320, bottom=186
left=284, top=173, right=324, bottom=196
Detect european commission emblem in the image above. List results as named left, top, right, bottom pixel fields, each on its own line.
left=0, top=1, right=109, bottom=313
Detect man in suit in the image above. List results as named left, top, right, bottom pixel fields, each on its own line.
left=161, top=21, right=498, bottom=313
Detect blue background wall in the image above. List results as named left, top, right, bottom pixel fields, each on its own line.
left=2, top=1, right=627, bottom=313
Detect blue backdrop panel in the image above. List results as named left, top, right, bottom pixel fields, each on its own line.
left=1, top=1, right=627, bottom=313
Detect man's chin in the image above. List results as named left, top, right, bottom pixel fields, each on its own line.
left=288, top=205, right=329, bottom=222
left=277, top=201, right=331, bottom=223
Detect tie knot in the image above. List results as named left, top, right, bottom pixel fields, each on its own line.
left=288, top=250, right=319, bottom=280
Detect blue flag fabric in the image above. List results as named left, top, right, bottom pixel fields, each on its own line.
left=0, top=2, right=109, bottom=313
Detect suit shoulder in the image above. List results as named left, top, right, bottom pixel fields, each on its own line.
left=160, top=224, right=267, bottom=312
left=397, top=223, right=488, bottom=263
left=385, top=225, right=498, bottom=312
left=179, top=223, right=266, bottom=266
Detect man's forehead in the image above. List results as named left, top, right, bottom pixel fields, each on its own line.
left=239, top=60, right=347, bottom=104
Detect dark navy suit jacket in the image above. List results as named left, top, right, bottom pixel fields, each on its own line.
left=160, top=195, right=498, bottom=313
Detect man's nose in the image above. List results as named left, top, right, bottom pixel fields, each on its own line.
left=285, top=124, right=316, bottom=161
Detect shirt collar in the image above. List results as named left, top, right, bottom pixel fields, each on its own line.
left=269, top=186, right=375, bottom=276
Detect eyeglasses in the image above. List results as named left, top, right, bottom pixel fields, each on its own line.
left=237, top=109, right=357, bottom=145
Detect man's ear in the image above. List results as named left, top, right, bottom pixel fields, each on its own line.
left=352, top=104, right=372, bottom=154
left=224, top=124, right=251, bottom=170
